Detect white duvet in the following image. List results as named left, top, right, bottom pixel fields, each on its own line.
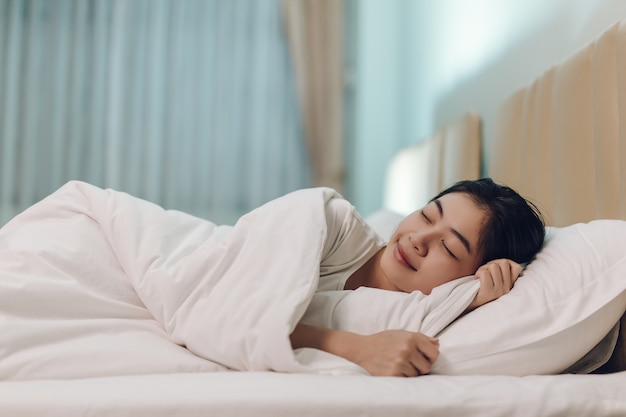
left=0, top=181, right=478, bottom=380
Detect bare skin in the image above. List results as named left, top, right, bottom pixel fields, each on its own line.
left=290, top=192, right=522, bottom=377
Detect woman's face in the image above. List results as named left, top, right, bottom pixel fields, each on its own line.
left=378, top=192, right=486, bottom=294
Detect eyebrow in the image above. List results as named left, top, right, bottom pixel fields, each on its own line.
left=434, top=199, right=472, bottom=254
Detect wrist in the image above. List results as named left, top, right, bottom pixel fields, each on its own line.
left=291, top=323, right=363, bottom=363
left=324, top=328, right=363, bottom=362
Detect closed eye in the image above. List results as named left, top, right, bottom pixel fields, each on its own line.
left=421, top=210, right=431, bottom=223
left=441, top=239, right=458, bottom=260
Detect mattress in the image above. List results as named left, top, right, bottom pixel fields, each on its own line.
left=2, top=371, right=625, bottom=417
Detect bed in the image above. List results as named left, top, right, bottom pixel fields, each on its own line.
left=1, top=21, right=626, bottom=417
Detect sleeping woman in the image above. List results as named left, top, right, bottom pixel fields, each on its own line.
left=290, top=178, right=545, bottom=377
left=0, top=177, right=544, bottom=380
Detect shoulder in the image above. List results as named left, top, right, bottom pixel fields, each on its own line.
left=323, top=193, right=369, bottom=239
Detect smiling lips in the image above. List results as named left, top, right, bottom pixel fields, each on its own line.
left=395, top=243, right=417, bottom=271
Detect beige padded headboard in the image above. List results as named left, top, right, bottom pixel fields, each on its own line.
left=488, top=20, right=626, bottom=227
left=384, top=112, right=481, bottom=215
left=488, top=20, right=626, bottom=373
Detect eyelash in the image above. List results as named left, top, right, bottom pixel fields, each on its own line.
left=441, top=240, right=458, bottom=260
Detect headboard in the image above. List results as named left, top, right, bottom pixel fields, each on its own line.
left=488, top=20, right=626, bottom=227
left=488, top=20, right=626, bottom=373
left=383, top=112, right=481, bottom=215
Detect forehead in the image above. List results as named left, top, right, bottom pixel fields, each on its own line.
left=431, top=192, right=486, bottom=246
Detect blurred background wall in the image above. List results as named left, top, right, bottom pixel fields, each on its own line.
left=348, top=0, right=626, bottom=216
left=2, top=0, right=626, bottom=225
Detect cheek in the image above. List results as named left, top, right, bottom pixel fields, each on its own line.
left=424, top=256, right=466, bottom=284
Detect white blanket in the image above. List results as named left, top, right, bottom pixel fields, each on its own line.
left=0, top=181, right=478, bottom=379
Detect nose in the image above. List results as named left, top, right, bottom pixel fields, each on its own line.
left=408, top=230, right=435, bottom=255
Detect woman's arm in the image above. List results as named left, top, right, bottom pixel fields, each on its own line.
left=290, top=323, right=439, bottom=377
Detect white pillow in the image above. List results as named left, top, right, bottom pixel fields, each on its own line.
left=365, top=213, right=626, bottom=375
left=561, top=321, right=620, bottom=374
left=434, top=221, right=626, bottom=375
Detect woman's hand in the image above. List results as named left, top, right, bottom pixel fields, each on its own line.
left=290, top=324, right=439, bottom=377
left=351, top=330, right=439, bottom=377
left=466, top=258, right=522, bottom=312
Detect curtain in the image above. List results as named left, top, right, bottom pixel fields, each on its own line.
left=282, top=0, right=345, bottom=193
left=0, top=0, right=309, bottom=226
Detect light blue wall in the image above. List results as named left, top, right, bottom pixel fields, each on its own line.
left=346, top=0, right=405, bottom=215
left=346, top=0, right=626, bottom=218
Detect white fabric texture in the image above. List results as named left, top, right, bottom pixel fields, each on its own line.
left=302, top=276, right=478, bottom=337
left=1, top=371, right=625, bottom=417
left=0, top=181, right=478, bottom=380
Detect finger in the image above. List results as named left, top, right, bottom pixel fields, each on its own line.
left=475, top=261, right=498, bottom=278
left=476, top=269, right=500, bottom=303
left=479, top=261, right=516, bottom=295
left=395, top=349, right=425, bottom=377
left=476, top=267, right=495, bottom=292
left=474, top=263, right=488, bottom=277
left=415, top=337, right=440, bottom=364
left=400, top=362, right=420, bottom=377
left=501, top=260, right=520, bottom=291
left=488, top=263, right=504, bottom=292
left=481, top=259, right=521, bottom=289
left=511, top=261, right=522, bottom=284
left=494, top=262, right=512, bottom=293
left=400, top=335, right=439, bottom=376
left=408, top=351, right=432, bottom=376
left=474, top=270, right=491, bottom=298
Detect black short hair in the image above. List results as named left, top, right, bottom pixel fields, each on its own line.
left=431, top=178, right=545, bottom=265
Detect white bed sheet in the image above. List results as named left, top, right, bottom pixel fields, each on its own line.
left=2, top=371, right=625, bottom=417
